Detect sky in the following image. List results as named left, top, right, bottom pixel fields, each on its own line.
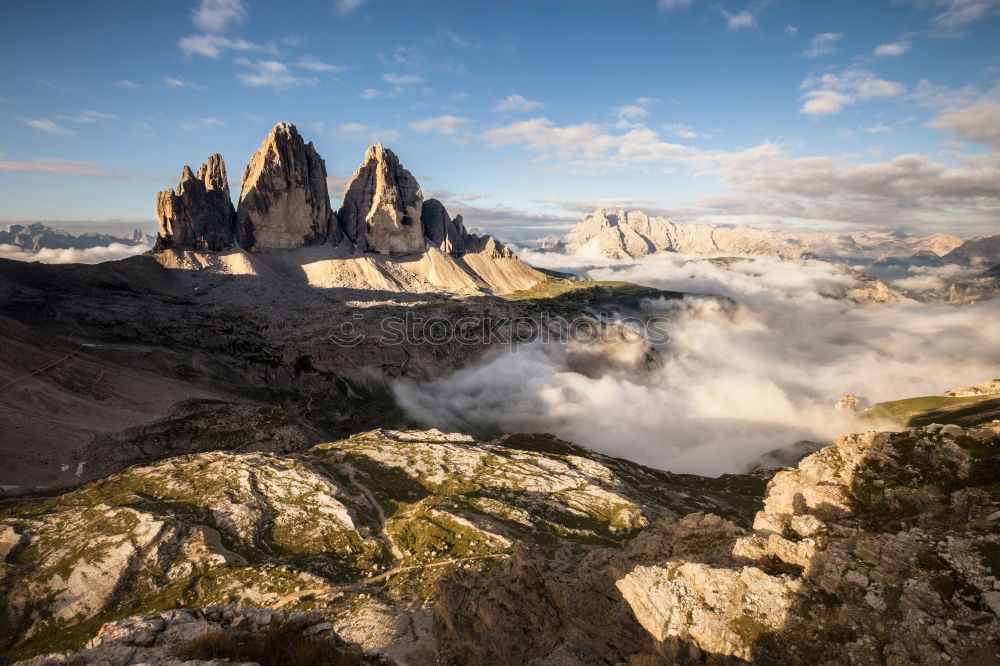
left=1, top=0, right=998, bottom=241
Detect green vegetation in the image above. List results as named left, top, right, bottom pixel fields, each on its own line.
left=505, top=277, right=649, bottom=301
left=864, top=394, right=1000, bottom=428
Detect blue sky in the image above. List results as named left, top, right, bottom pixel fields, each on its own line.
left=1, top=0, right=998, bottom=240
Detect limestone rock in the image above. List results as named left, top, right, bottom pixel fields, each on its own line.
left=565, top=208, right=810, bottom=260
left=338, top=144, right=424, bottom=255
left=13, top=605, right=394, bottom=665
left=237, top=122, right=333, bottom=251
left=154, top=156, right=236, bottom=251
left=834, top=394, right=864, bottom=411
left=421, top=198, right=467, bottom=256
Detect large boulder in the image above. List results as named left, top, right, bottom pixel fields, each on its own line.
left=154, top=154, right=236, bottom=252
left=236, top=122, right=334, bottom=251
left=338, top=144, right=424, bottom=255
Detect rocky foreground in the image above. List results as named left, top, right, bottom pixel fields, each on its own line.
left=2, top=423, right=998, bottom=664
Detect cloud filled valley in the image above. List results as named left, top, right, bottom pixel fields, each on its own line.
left=395, top=250, right=1000, bottom=475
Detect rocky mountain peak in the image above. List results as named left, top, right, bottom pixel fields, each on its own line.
left=420, top=197, right=468, bottom=256
left=154, top=155, right=236, bottom=252
left=236, top=122, right=334, bottom=251
left=338, top=143, right=424, bottom=254
left=196, top=153, right=230, bottom=198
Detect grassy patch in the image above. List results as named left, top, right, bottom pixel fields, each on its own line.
left=864, top=394, right=1000, bottom=427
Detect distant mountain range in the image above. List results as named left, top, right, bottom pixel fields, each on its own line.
left=0, top=222, right=154, bottom=251
left=551, top=207, right=970, bottom=262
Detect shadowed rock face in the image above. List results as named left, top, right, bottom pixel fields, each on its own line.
left=237, top=122, right=334, bottom=251
left=155, top=154, right=236, bottom=252
left=339, top=144, right=425, bottom=255
left=421, top=198, right=467, bottom=256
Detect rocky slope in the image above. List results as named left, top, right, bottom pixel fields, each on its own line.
left=0, top=223, right=152, bottom=251
left=15, top=606, right=394, bottom=665
left=0, top=254, right=680, bottom=491
left=941, top=234, right=1000, bottom=267
left=0, top=429, right=764, bottom=663
left=4, top=423, right=997, bottom=664
left=434, top=422, right=1000, bottom=665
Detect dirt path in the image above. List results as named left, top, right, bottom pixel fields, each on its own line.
left=0, top=346, right=83, bottom=392
left=271, top=552, right=509, bottom=610
left=341, top=462, right=404, bottom=565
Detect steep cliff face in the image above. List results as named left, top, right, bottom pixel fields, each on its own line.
left=236, top=122, right=334, bottom=251
left=154, top=155, right=236, bottom=252
left=421, top=198, right=467, bottom=256
left=338, top=144, right=425, bottom=255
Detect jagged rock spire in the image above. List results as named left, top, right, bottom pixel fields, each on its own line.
left=338, top=144, right=424, bottom=255
left=236, top=122, right=334, bottom=251
left=155, top=154, right=236, bottom=252
left=421, top=198, right=468, bottom=256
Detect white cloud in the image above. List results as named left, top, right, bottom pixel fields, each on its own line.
left=381, top=73, right=423, bottom=85
left=657, top=0, right=693, bottom=9
left=481, top=117, right=696, bottom=169
left=17, top=118, right=75, bottom=135
left=178, top=34, right=275, bottom=58
left=874, top=41, right=910, bottom=56
left=335, top=0, right=367, bottom=15
left=409, top=115, right=470, bottom=136
left=180, top=117, right=225, bottom=132
left=925, top=86, right=1000, bottom=148
left=295, top=56, right=343, bottom=72
left=493, top=94, right=545, bottom=113
left=442, top=29, right=481, bottom=49
left=802, top=32, right=843, bottom=58
left=112, top=79, right=141, bottom=89
left=927, top=0, right=1000, bottom=27
left=723, top=9, right=756, bottom=29
left=338, top=122, right=370, bottom=135
left=664, top=122, right=713, bottom=139
left=161, top=76, right=203, bottom=89
left=58, top=110, right=117, bottom=124
left=335, top=122, right=400, bottom=143
left=191, top=0, right=246, bottom=31
left=785, top=24, right=798, bottom=35
left=360, top=88, right=382, bottom=99
left=800, top=69, right=905, bottom=115
left=866, top=123, right=892, bottom=133
left=396, top=255, right=1000, bottom=475
left=0, top=243, right=148, bottom=264
left=235, top=58, right=318, bottom=87
left=908, top=79, right=980, bottom=108
left=0, top=157, right=161, bottom=179
left=613, top=104, right=649, bottom=129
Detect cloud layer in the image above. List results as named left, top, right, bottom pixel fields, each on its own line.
left=395, top=252, right=1000, bottom=475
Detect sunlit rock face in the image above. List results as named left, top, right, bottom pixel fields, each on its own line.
left=236, top=122, right=334, bottom=251
left=338, top=144, right=425, bottom=255
left=155, top=154, right=236, bottom=252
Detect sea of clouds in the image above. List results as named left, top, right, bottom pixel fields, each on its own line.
left=395, top=245, right=1000, bottom=475
left=0, top=243, right=148, bottom=264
